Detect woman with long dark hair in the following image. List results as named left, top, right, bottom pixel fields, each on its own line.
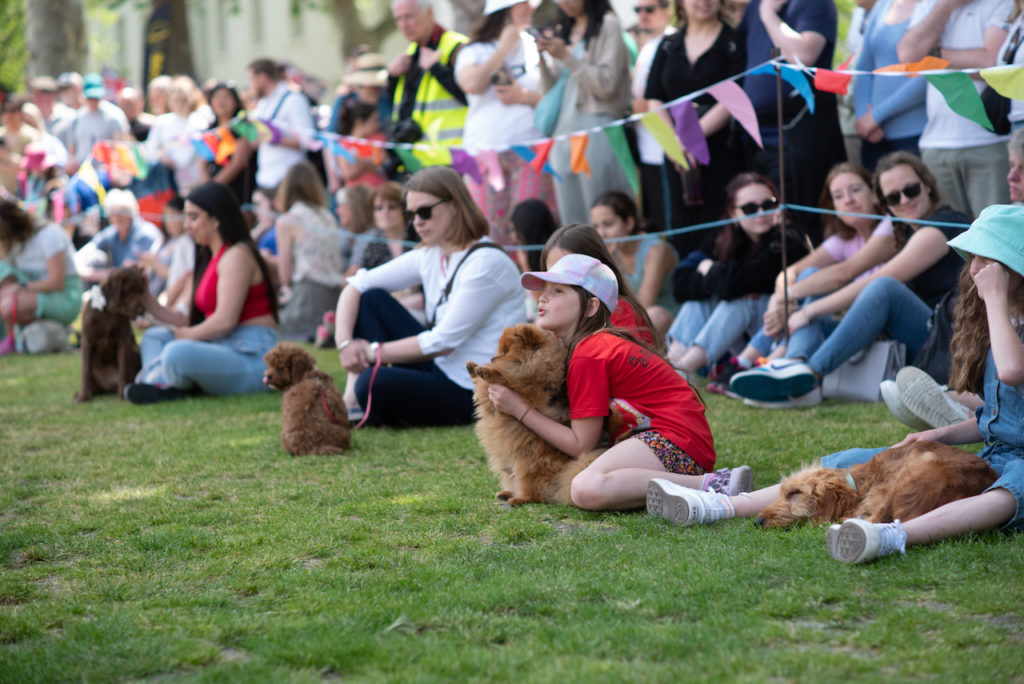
left=126, top=181, right=279, bottom=404
left=200, top=82, right=254, bottom=204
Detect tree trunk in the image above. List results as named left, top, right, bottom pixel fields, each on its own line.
left=162, top=0, right=194, bottom=77
left=23, top=0, right=87, bottom=80
left=330, top=0, right=394, bottom=61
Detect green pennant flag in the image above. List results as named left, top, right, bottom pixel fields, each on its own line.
left=603, top=125, right=638, bottom=195
left=132, top=145, right=149, bottom=181
left=232, top=118, right=260, bottom=142
left=925, top=72, right=994, bottom=132
left=394, top=147, right=424, bottom=174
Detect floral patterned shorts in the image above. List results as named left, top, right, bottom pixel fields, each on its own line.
left=635, top=430, right=704, bottom=475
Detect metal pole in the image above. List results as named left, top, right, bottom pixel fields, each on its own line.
left=772, top=49, right=790, bottom=347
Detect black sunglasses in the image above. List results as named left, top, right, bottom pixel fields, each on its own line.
left=883, top=181, right=922, bottom=207
left=404, top=199, right=448, bottom=223
left=635, top=4, right=659, bottom=13
left=737, top=197, right=779, bottom=216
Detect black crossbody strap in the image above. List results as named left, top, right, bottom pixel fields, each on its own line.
left=428, top=242, right=508, bottom=328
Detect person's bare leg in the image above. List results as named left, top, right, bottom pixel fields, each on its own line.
left=902, top=488, right=1015, bottom=547
left=676, top=345, right=709, bottom=374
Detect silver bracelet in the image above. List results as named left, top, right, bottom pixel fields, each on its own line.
left=336, top=338, right=353, bottom=352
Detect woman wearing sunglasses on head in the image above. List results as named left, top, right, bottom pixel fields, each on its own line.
left=729, top=151, right=969, bottom=407
left=664, top=172, right=808, bottom=376
left=334, top=166, right=525, bottom=426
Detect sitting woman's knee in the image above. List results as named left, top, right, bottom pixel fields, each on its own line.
left=860, top=276, right=903, bottom=300
left=570, top=471, right=610, bottom=510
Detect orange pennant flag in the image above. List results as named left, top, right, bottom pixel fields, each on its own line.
left=114, top=143, right=138, bottom=176
left=216, top=128, right=236, bottom=165
left=569, top=134, right=590, bottom=177
left=91, top=141, right=112, bottom=166
left=530, top=139, right=554, bottom=174
left=874, top=56, right=950, bottom=75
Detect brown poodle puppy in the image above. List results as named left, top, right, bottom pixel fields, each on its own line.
left=758, top=441, right=998, bottom=528
left=467, top=323, right=603, bottom=506
left=263, top=342, right=350, bottom=455
left=75, top=267, right=146, bottom=402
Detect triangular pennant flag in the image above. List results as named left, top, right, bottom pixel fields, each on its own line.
left=980, top=64, right=1024, bottom=100
left=191, top=138, right=216, bottom=162
left=78, top=159, right=107, bottom=204
left=707, top=80, right=762, bottom=149
left=569, top=134, right=590, bottom=177
left=331, top=139, right=356, bottom=164
left=263, top=121, right=282, bottom=145
left=477, top=149, right=506, bottom=191
left=640, top=112, right=686, bottom=167
left=91, top=141, right=112, bottom=166
left=251, top=120, right=271, bottom=142
left=925, top=72, right=994, bottom=131
left=814, top=68, right=853, bottom=95
left=603, top=125, right=638, bottom=194
left=670, top=101, right=710, bottom=166
left=132, top=145, right=149, bottom=180
left=52, top=190, right=65, bottom=224
left=874, top=55, right=950, bottom=74
left=751, top=64, right=815, bottom=114
left=530, top=139, right=554, bottom=174
left=216, top=128, right=236, bottom=166
left=114, top=143, right=138, bottom=176
left=394, top=147, right=424, bottom=174
left=510, top=145, right=562, bottom=182
left=450, top=148, right=484, bottom=186
left=233, top=118, right=260, bottom=142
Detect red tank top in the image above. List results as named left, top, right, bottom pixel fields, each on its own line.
left=194, top=246, right=273, bottom=323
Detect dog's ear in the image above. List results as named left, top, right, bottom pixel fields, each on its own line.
left=812, top=474, right=858, bottom=522
left=289, top=347, right=314, bottom=381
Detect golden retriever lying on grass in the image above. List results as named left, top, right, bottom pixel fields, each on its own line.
left=758, top=441, right=998, bottom=528
left=467, top=324, right=602, bottom=506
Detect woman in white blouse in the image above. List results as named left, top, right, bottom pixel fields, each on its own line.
left=335, top=166, right=525, bottom=425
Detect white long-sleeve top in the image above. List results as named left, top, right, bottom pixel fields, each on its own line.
left=347, top=238, right=526, bottom=389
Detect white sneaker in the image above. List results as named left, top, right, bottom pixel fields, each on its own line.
left=703, top=465, right=754, bottom=496
left=880, top=379, right=930, bottom=431
left=896, top=366, right=972, bottom=429
left=647, top=478, right=734, bottom=526
left=829, top=519, right=907, bottom=563
left=21, top=320, right=70, bottom=354
left=730, top=359, right=818, bottom=402
left=742, top=386, right=822, bottom=410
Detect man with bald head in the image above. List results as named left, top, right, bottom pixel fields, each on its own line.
left=387, top=0, right=467, bottom=165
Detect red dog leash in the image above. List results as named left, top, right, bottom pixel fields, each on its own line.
left=320, top=388, right=341, bottom=425
left=353, top=343, right=382, bottom=430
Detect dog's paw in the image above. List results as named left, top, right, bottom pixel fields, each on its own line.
left=506, top=497, right=529, bottom=506
left=495, top=490, right=513, bottom=500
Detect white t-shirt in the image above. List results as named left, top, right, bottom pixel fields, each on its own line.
left=913, top=0, right=1012, bottom=149
left=252, top=82, right=315, bottom=188
left=632, top=28, right=676, bottom=165
left=8, top=223, right=77, bottom=282
left=455, top=36, right=544, bottom=152
left=347, top=238, right=526, bottom=389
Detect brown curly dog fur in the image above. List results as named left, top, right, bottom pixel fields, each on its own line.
left=467, top=323, right=603, bottom=506
left=758, top=441, right=998, bottom=528
left=263, top=342, right=350, bottom=455
left=75, top=267, right=146, bottom=402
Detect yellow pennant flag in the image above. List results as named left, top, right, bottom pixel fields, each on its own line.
left=640, top=112, right=687, bottom=169
left=78, top=159, right=106, bottom=204
left=980, top=65, right=1024, bottom=100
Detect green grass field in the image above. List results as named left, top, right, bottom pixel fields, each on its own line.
left=1, top=347, right=1022, bottom=683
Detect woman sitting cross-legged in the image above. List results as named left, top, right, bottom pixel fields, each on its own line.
left=729, top=152, right=969, bottom=407
left=125, top=181, right=279, bottom=404
left=334, top=166, right=525, bottom=426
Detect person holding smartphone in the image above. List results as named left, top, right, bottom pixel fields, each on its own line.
left=454, top=0, right=557, bottom=246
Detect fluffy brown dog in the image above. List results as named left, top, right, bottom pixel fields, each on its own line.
left=263, top=342, right=350, bottom=455
left=758, top=441, right=998, bottom=528
left=467, top=323, right=603, bottom=505
left=74, top=267, right=146, bottom=402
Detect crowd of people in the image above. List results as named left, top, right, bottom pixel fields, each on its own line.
left=1, top=0, right=1023, bottom=565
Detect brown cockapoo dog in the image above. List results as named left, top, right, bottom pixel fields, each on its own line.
left=264, top=342, right=350, bottom=455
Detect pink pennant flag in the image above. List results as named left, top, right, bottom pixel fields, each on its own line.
left=707, top=80, right=762, bottom=149
left=477, top=149, right=505, bottom=192
left=670, top=101, right=710, bottom=166
left=52, top=190, right=65, bottom=224
left=450, top=149, right=484, bottom=186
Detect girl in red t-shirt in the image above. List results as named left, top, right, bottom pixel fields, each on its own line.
left=488, top=253, right=750, bottom=511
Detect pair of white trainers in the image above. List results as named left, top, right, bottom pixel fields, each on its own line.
left=646, top=477, right=907, bottom=563
left=881, top=366, right=972, bottom=431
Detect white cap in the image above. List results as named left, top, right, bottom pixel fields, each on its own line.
left=483, top=0, right=539, bottom=15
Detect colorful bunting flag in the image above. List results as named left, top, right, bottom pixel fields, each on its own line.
left=670, top=101, right=710, bottom=166
left=529, top=139, right=555, bottom=174
left=330, top=139, right=356, bottom=164
left=216, top=128, right=236, bottom=166
left=752, top=64, right=815, bottom=114
left=77, top=159, right=107, bottom=205
left=394, top=147, right=424, bottom=174
left=192, top=138, right=216, bottom=162
left=510, top=145, right=562, bottom=181
left=451, top=148, right=484, bottom=185
left=132, top=146, right=149, bottom=181
left=477, top=149, right=506, bottom=191
left=569, top=134, right=590, bottom=177
left=640, top=112, right=687, bottom=168
left=603, top=126, right=638, bottom=194
left=91, top=141, right=112, bottom=166
left=924, top=72, right=994, bottom=131
left=814, top=68, right=852, bottom=95
left=874, top=56, right=950, bottom=74
left=980, top=64, right=1024, bottom=100
left=707, top=80, right=762, bottom=149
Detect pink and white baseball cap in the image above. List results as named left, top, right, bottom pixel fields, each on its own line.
left=521, top=253, right=618, bottom=312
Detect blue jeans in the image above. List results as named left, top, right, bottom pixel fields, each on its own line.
left=748, top=266, right=821, bottom=357
left=353, top=289, right=474, bottom=426
left=668, top=296, right=770, bottom=364
left=137, top=325, right=277, bottom=396
left=790, top=277, right=932, bottom=378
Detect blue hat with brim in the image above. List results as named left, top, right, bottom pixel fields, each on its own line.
left=947, top=204, right=1024, bottom=278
